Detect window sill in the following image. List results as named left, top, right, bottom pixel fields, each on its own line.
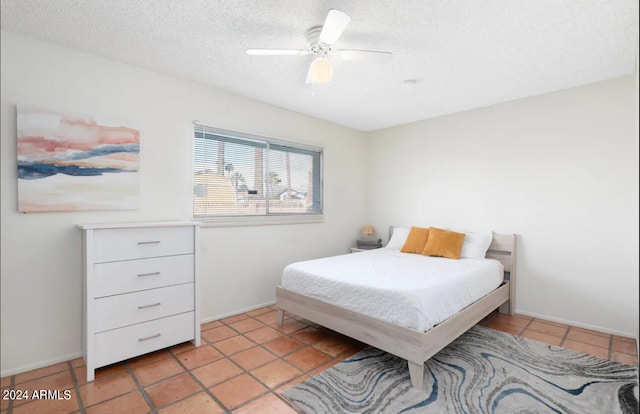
left=197, top=214, right=324, bottom=228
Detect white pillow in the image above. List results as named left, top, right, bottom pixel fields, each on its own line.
left=460, top=231, right=493, bottom=259
left=385, top=227, right=411, bottom=250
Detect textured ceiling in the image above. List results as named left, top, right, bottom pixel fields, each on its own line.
left=1, top=0, right=638, bottom=131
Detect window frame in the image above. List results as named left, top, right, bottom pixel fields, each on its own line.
left=192, top=124, right=324, bottom=227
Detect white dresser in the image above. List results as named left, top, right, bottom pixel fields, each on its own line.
left=79, top=221, right=200, bottom=381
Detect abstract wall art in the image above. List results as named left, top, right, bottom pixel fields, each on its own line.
left=17, top=106, right=140, bottom=212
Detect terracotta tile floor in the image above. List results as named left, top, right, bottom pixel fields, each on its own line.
left=1, top=308, right=637, bottom=413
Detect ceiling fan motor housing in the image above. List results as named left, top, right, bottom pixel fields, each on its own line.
left=307, top=26, right=330, bottom=55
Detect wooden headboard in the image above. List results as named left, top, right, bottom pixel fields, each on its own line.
left=486, top=233, right=517, bottom=314
left=486, top=233, right=516, bottom=273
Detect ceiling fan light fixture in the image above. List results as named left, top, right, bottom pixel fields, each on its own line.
left=247, top=10, right=392, bottom=85
left=308, top=57, right=333, bottom=84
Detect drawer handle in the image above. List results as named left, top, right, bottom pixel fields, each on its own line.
left=138, top=240, right=161, bottom=245
left=138, top=272, right=161, bottom=277
left=138, top=333, right=161, bottom=342
left=138, top=302, right=161, bottom=309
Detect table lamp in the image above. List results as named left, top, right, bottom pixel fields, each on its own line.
left=362, top=225, right=376, bottom=237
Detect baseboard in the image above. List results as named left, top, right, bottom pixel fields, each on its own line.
left=516, top=309, right=636, bottom=338
left=1, top=301, right=278, bottom=379
left=200, top=300, right=276, bottom=324
left=1, top=351, right=82, bottom=378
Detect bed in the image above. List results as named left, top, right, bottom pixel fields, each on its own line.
left=275, top=227, right=516, bottom=390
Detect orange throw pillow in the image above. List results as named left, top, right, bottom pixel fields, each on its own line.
left=400, top=226, right=430, bottom=254
left=422, top=227, right=466, bottom=259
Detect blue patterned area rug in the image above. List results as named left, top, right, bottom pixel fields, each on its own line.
left=283, top=325, right=638, bottom=413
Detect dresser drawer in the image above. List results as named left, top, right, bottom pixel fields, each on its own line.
left=94, top=254, right=194, bottom=298
left=93, top=226, right=194, bottom=262
left=94, top=283, right=194, bottom=332
left=94, top=312, right=195, bottom=368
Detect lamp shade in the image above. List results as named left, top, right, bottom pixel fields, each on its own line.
left=362, top=225, right=376, bottom=236
left=308, top=57, right=333, bottom=84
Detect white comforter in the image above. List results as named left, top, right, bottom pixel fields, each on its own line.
left=281, top=248, right=503, bottom=332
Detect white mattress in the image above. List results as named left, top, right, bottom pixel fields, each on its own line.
left=281, top=249, right=504, bottom=332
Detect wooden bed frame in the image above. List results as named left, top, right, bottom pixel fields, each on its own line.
left=275, top=231, right=517, bottom=390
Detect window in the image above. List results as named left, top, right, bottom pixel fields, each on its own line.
left=193, top=125, right=322, bottom=222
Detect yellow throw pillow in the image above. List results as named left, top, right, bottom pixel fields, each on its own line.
left=422, top=227, right=466, bottom=259
left=400, top=226, right=430, bottom=254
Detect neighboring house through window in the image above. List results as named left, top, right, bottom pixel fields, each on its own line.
left=193, top=125, right=322, bottom=224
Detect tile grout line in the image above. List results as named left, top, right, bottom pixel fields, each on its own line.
left=220, top=311, right=363, bottom=360
left=67, top=360, right=86, bottom=414
left=519, top=317, right=534, bottom=336
left=7, top=374, right=15, bottom=414
left=564, top=326, right=615, bottom=354
left=559, top=325, right=571, bottom=347
left=165, top=344, right=233, bottom=414
left=4, top=365, right=75, bottom=413
left=125, top=362, right=157, bottom=413
left=265, top=314, right=369, bottom=413
left=204, top=312, right=343, bottom=412
left=215, top=315, right=309, bottom=412
left=219, top=312, right=337, bottom=363
left=608, top=334, right=613, bottom=360
left=274, top=391, right=305, bottom=414
left=209, top=345, right=284, bottom=411
left=31, top=366, right=135, bottom=414
left=175, top=312, right=315, bottom=412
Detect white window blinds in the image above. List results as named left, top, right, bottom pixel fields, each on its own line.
left=193, top=125, right=322, bottom=218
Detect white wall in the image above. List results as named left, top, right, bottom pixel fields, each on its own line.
left=367, top=76, right=639, bottom=337
left=0, top=31, right=368, bottom=376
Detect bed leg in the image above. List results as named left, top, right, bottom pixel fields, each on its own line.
left=276, top=309, right=285, bottom=325
left=407, top=361, right=424, bottom=390
left=499, top=301, right=508, bottom=314
left=499, top=300, right=514, bottom=315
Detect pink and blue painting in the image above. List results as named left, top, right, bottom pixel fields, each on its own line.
left=17, top=106, right=140, bottom=212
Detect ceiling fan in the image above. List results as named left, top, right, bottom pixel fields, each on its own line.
left=246, top=9, right=393, bottom=84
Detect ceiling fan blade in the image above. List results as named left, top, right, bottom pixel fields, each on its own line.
left=333, top=49, right=393, bottom=63
left=246, top=49, right=310, bottom=56
left=318, top=9, right=351, bottom=45
left=305, top=67, right=313, bottom=84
